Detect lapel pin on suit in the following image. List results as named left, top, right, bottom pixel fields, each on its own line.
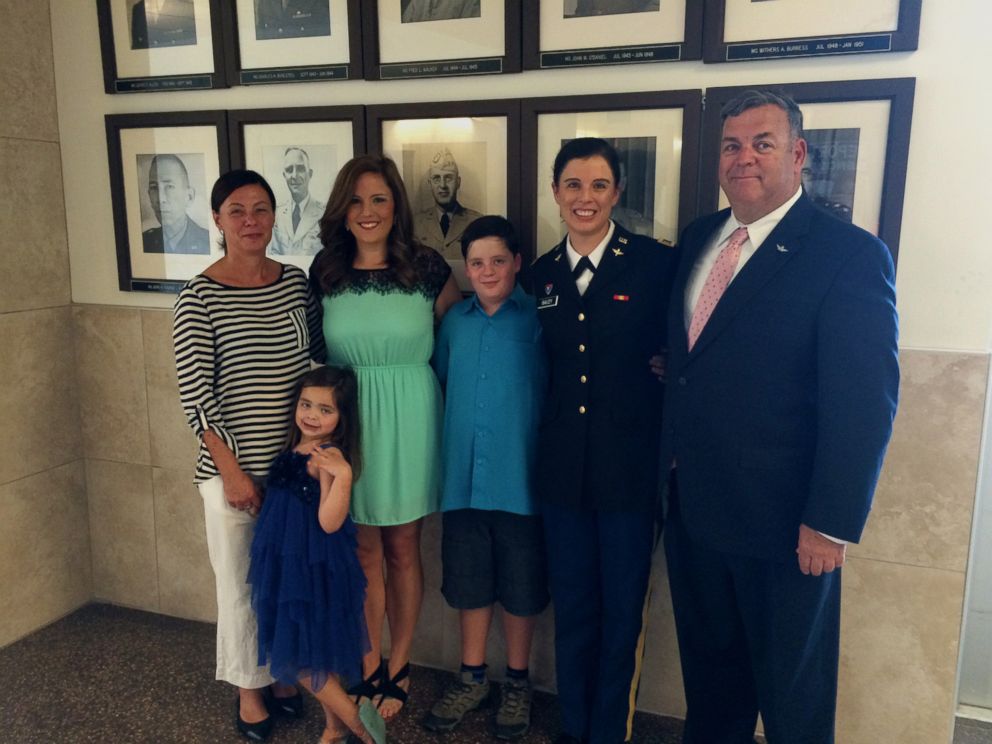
left=776, top=244, right=789, bottom=253
left=612, top=247, right=624, bottom=256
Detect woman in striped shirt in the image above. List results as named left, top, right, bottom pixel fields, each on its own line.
left=173, top=169, right=325, bottom=741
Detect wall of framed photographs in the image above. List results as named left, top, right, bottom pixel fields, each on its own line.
left=57, top=1, right=973, bottom=351
left=46, top=2, right=992, bottom=742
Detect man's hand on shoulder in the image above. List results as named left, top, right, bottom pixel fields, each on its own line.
left=796, top=523, right=846, bottom=576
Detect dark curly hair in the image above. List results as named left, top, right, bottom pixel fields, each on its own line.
left=311, top=155, right=424, bottom=293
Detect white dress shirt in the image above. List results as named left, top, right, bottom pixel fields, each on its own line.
left=684, top=187, right=803, bottom=328
left=566, top=221, right=616, bottom=295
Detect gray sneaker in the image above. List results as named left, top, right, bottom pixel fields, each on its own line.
left=422, top=670, right=490, bottom=732
left=495, top=677, right=532, bottom=740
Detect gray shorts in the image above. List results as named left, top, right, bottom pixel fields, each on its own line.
left=441, top=508, right=550, bottom=617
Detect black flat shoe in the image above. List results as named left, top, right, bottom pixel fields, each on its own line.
left=264, top=685, right=305, bottom=718
left=236, top=698, right=274, bottom=742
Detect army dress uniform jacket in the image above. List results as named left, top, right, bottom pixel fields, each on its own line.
left=530, top=224, right=677, bottom=513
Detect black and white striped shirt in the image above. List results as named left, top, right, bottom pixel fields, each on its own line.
left=173, top=265, right=325, bottom=483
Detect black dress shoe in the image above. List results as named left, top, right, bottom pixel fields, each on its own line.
left=264, top=685, right=305, bottom=718
left=236, top=699, right=274, bottom=742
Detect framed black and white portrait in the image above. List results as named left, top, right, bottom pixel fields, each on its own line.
left=97, top=0, right=228, bottom=92
left=106, top=112, right=229, bottom=292
left=228, top=106, right=365, bottom=273
left=699, top=78, right=916, bottom=262
left=367, top=100, right=520, bottom=290
left=523, top=0, right=702, bottom=69
left=521, top=90, right=702, bottom=257
left=363, top=0, right=521, bottom=80
left=702, top=0, right=922, bottom=63
left=227, top=0, right=363, bottom=84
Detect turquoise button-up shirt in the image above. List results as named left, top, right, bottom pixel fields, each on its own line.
left=432, top=283, right=547, bottom=515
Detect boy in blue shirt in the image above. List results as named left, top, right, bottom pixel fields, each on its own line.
left=425, top=215, right=548, bottom=740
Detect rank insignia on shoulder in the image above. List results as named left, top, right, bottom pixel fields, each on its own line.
left=618, top=236, right=629, bottom=245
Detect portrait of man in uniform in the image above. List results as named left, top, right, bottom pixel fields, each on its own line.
left=129, top=0, right=197, bottom=49
left=401, top=0, right=481, bottom=23
left=140, top=153, right=210, bottom=255
left=254, top=0, right=331, bottom=40
left=801, top=128, right=860, bottom=224
left=412, top=147, right=483, bottom=261
left=270, top=146, right=326, bottom=256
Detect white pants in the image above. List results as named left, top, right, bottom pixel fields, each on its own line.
left=199, top=475, right=274, bottom=689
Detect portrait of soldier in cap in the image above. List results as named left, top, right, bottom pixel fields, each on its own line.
left=412, top=147, right=483, bottom=261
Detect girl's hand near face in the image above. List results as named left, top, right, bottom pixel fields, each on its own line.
left=311, top=445, right=352, bottom=479
left=315, top=446, right=354, bottom=534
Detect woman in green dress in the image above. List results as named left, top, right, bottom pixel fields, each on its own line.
left=309, top=155, right=461, bottom=720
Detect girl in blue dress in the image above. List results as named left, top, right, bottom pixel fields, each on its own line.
left=248, top=366, right=380, bottom=744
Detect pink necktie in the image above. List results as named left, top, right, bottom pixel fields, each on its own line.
left=687, top=226, right=749, bottom=351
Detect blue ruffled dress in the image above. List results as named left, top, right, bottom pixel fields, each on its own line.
left=248, top=451, right=369, bottom=691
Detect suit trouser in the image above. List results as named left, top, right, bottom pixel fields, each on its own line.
left=199, top=475, right=274, bottom=689
left=543, top=501, right=655, bottom=744
left=664, top=493, right=840, bottom=744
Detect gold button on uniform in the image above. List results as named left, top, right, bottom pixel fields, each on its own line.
left=578, top=312, right=585, bottom=321
left=580, top=375, right=587, bottom=383
left=578, top=344, right=586, bottom=352
left=579, top=405, right=586, bottom=414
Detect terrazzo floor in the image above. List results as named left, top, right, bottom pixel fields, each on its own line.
left=0, top=604, right=683, bottom=743
left=1, top=604, right=987, bottom=743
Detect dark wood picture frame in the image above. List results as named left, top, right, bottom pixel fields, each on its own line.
left=97, top=0, right=229, bottom=92
left=227, top=105, right=366, bottom=271
left=106, top=111, right=229, bottom=292
left=520, top=90, right=702, bottom=257
left=699, top=78, right=916, bottom=263
left=366, top=98, right=521, bottom=289
left=221, top=0, right=364, bottom=85
left=702, top=0, right=922, bottom=63
left=522, top=0, right=702, bottom=69
left=362, top=0, right=521, bottom=80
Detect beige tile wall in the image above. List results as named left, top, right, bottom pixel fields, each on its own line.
left=0, top=2, right=89, bottom=648
left=70, top=307, right=987, bottom=744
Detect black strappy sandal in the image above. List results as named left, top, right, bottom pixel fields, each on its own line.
left=377, top=661, right=410, bottom=717
left=347, top=659, right=384, bottom=706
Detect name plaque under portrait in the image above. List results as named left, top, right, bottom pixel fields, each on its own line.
left=379, top=58, right=503, bottom=79
left=726, top=33, right=893, bottom=61
left=541, top=44, right=681, bottom=68
left=240, top=65, right=351, bottom=85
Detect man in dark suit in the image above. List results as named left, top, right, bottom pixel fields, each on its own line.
left=254, top=0, right=330, bottom=40
left=531, top=137, right=677, bottom=744
left=130, top=0, right=197, bottom=49
left=660, top=90, right=899, bottom=742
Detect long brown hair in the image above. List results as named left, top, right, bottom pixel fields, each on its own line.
left=286, top=366, right=363, bottom=481
left=311, top=155, right=422, bottom=293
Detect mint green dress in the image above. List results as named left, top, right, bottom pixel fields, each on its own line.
left=319, top=250, right=451, bottom=526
